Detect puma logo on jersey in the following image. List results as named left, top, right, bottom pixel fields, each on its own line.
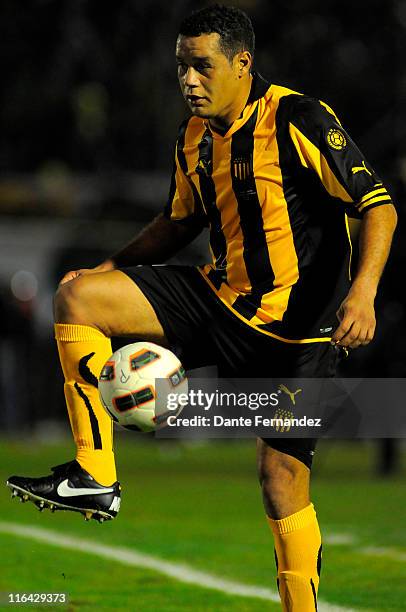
left=278, top=384, right=302, bottom=405
left=351, top=161, right=372, bottom=177
left=196, top=158, right=212, bottom=177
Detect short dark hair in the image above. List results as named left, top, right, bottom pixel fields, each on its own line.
left=178, top=4, right=255, bottom=62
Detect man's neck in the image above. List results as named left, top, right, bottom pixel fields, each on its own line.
left=209, top=73, right=253, bottom=134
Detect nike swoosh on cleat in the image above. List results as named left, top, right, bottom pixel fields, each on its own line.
left=56, top=479, right=115, bottom=498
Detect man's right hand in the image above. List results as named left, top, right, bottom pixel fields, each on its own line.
left=59, top=259, right=116, bottom=286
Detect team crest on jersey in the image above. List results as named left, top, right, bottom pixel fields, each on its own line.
left=326, top=128, right=347, bottom=151
left=232, top=156, right=253, bottom=180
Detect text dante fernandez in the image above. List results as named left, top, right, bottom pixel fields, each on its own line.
left=166, top=415, right=323, bottom=428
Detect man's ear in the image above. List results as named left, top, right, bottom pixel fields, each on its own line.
left=236, top=50, right=252, bottom=76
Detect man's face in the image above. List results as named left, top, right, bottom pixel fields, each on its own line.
left=176, top=33, right=243, bottom=122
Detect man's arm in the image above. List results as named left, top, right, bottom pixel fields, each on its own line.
left=59, top=213, right=202, bottom=284
left=110, top=213, right=202, bottom=268
left=331, top=204, right=398, bottom=348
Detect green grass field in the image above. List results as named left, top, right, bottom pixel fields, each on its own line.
left=0, top=435, right=405, bottom=611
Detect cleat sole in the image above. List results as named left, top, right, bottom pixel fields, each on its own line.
left=5, top=481, right=117, bottom=522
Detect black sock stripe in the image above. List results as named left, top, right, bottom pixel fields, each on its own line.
left=79, top=353, right=99, bottom=388
left=310, top=578, right=318, bottom=611
left=74, top=382, right=102, bottom=450
left=274, top=548, right=281, bottom=594
left=317, top=544, right=322, bottom=578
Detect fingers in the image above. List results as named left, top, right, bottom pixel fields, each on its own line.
left=59, top=270, right=81, bottom=286
left=338, top=322, right=363, bottom=349
left=332, top=318, right=376, bottom=349
left=331, top=294, right=377, bottom=350
left=330, top=318, right=351, bottom=345
left=331, top=300, right=376, bottom=348
left=359, top=327, right=375, bottom=346
left=58, top=267, right=104, bottom=286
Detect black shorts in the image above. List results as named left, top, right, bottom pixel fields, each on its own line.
left=121, top=265, right=342, bottom=468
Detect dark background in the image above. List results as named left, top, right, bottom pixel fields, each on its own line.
left=0, top=0, right=405, bottom=432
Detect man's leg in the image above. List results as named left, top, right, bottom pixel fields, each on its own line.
left=53, top=270, right=168, bottom=486
left=257, top=440, right=321, bottom=612
left=7, top=270, right=167, bottom=520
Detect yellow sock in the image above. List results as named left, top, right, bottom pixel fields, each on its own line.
left=55, top=323, right=116, bottom=486
left=267, top=503, right=322, bottom=612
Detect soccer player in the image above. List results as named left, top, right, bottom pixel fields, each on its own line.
left=7, top=4, right=397, bottom=610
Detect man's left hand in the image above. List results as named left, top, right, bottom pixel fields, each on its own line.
left=331, top=289, right=376, bottom=349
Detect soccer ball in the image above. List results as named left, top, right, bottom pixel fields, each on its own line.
left=98, top=342, right=188, bottom=432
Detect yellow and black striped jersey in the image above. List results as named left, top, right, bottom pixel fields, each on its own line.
left=164, top=72, right=393, bottom=343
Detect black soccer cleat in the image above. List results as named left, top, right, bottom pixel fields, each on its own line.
left=6, top=460, right=121, bottom=523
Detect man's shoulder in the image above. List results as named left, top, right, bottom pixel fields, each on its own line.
left=266, top=84, right=338, bottom=124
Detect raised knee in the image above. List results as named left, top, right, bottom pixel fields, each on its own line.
left=54, top=278, right=89, bottom=323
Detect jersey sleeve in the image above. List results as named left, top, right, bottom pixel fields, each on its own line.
left=288, top=97, right=393, bottom=217
left=163, top=123, right=207, bottom=229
